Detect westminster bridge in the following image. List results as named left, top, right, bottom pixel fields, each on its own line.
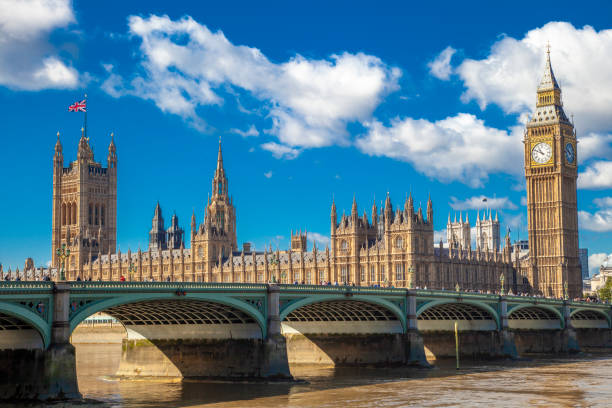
left=0, top=281, right=611, bottom=400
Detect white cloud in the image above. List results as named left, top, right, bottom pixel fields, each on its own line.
left=578, top=161, right=612, bottom=189
left=0, top=0, right=79, bottom=90
left=356, top=113, right=522, bottom=187
left=428, top=46, right=456, bottom=80
left=578, top=197, right=612, bottom=232
left=594, top=197, right=612, bottom=208
left=261, top=142, right=300, bottom=159
left=579, top=133, right=612, bottom=162
left=589, top=253, right=612, bottom=276
left=231, top=125, right=259, bottom=137
left=455, top=22, right=612, bottom=135
left=263, top=171, right=273, bottom=179
left=450, top=195, right=517, bottom=211
left=106, top=14, right=400, bottom=152
left=434, top=229, right=447, bottom=244
left=309, top=232, right=330, bottom=248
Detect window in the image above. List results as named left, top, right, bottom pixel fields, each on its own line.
left=395, top=264, right=405, bottom=281
left=319, top=270, right=325, bottom=282
left=198, top=246, right=204, bottom=258
left=88, top=204, right=93, bottom=225
left=340, top=266, right=348, bottom=283
left=341, top=240, right=348, bottom=251
left=101, top=206, right=105, bottom=226
left=370, top=265, right=375, bottom=282
left=95, top=205, right=99, bottom=225
left=395, top=237, right=403, bottom=249
left=216, top=211, right=224, bottom=228
left=380, top=265, right=386, bottom=282
left=360, top=266, right=365, bottom=281
left=218, top=181, right=223, bottom=195
left=306, top=271, right=311, bottom=284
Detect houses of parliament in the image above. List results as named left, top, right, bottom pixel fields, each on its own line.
left=49, top=51, right=582, bottom=298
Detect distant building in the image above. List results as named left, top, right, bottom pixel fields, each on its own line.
left=579, top=248, right=589, bottom=279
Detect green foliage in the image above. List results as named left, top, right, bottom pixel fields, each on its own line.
left=597, top=277, right=612, bottom=302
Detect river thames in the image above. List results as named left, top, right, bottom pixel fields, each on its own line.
left=71, top=343, right=612, bottom=407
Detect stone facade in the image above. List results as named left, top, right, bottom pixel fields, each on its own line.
left=50, top=52, right=579, bottom=297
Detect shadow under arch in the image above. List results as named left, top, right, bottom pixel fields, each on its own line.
left=570, top=308, right=611, bottom=329
left=416, top=300, right=500, bottom=330
left=0, top=301, right=49, bottom=348
left=69, top=292, right=266, bottom=337
left=507, top=304, right=564, bottom=329
left=279, top=297, right=407, bottom=367
left=279, top=295, right=407, bottom=332
left=69, top=294, right=269, bottom=379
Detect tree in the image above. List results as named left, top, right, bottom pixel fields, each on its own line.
left=597, top=277, right=612, bottom=302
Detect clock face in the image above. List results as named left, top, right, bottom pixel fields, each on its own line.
left=531, top=142, right=552, bottom=164
left=565, top=143, right=575, bottom=163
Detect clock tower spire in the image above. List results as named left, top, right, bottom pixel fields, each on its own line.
left=524, top=47, right=580, bottom=298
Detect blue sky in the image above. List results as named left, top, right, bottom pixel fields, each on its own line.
left=1, top=0, right=611, bottom=274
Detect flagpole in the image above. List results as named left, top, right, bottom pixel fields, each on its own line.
left=83, top=93, right=88, bottom=138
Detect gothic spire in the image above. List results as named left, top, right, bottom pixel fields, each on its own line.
left=538, top=45, right=560, bottom=92
left=216, top=136, right=224, bottom=172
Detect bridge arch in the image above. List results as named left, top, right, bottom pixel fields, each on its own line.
left=416, top=300, right=500, bottom=331
left=570, top=308, right=611, bottom=329
left=507, top=304, right=563, bottom=330
left=69, top=293, right=267, bottom=338
left=0, top=301, right=50, bottom=349
left=280, top=295, right=406, bottom=333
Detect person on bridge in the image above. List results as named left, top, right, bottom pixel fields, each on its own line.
left=120, top=275, right=126, bottom=282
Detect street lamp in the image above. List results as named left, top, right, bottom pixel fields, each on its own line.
left=563, top=281, right=568, bottom=300
left=56, top=244, right=70, bottom=281
left=128, top=262, right=136, bottom=282
left=455, top=282, right=460, bottom=292
left=500, top=273, right=505, bottom=295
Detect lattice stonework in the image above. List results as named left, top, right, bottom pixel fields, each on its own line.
left=285, top=300, right=397, bottom=322
left=102, top=300, right=256, bottom=325
left=419, top=303, right=493, bottom=321
left=508, top=307, right=558, bottom=320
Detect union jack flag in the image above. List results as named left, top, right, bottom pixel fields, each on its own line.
left=68, top=99, right=86, bottom=112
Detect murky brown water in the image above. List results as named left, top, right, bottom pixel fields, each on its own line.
left=73, top=343, right=612, bottom=407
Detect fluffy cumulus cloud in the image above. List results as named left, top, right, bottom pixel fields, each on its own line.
left=589, top=253, right=612, bottom=276
left=578, top=161, right=612, bottom=189
left=455, top=22, right=612, bottom=135
left=104, top=15, right=400, bottom=151
left=231, top=125, right=259, bottom=138
left=428, top=46, right=456, bottom=80
left=449, top=195, right=517, bottom=211
left=579, top=197, right=612, bottom=232
left=261, top=142, right=300, bottom=160
left=0, top=0, right=79, bottom=90
left=309, top=232, right=330, bottom=248
left=356, top=113, right=523, bottom=187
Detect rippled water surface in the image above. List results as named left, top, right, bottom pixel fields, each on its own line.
left=69, top=343, right=612, bottom=407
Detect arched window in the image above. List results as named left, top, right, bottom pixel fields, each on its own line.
left=62, top=203, right=66, bottom=225
left=88, top=204, right=93, bottom=225
left=341, top=240, right=348, bottom=251
left=95, top=204, right=99, bottom=225
left=198, top=246, right=204, bottom=258
left=395, top=237, right=403, bottom=249
left=72, top=203, right=77, bottom=225
left=218, top=181, right=223, bottom=195
left=101, top=205, right=105, bottom=226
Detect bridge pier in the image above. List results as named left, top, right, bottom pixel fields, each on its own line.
left=262, top=285, right=292, bottom=378
left=562, top=302, right=579, bottom=353
left=0, top=282, right=80, bottom=401
left=499, top=298, right=518, bottom=358
left=406, top=290, right=430, bottom=367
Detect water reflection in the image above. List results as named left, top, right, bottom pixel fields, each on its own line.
left=75, top=343, right=612, bottom=407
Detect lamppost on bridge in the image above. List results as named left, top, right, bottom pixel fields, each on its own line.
left=564, top=281, right=568, bottom=300
left=500, top=273, right=505, bottom=295
left=128, top=262, right=136, bottom=282
left=56, top=244, right=70, bottom=281
left=407, top=267, right=414, bottom=289
left=455, top=282, right=460, bottom=292
left=269, top=253, right=279, bottom=283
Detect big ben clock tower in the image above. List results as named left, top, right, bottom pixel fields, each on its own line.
left=524, top=48, right=581, bottom=298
